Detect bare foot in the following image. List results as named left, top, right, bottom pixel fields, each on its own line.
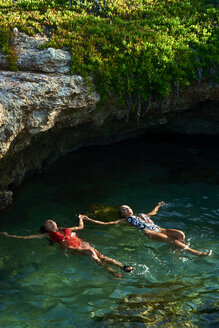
left=199, top=250, right=212, bottom=256
left=122, top=265, right=134, bottom=272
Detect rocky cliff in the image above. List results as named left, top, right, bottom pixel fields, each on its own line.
left=0, top=29, right=218, bottom=209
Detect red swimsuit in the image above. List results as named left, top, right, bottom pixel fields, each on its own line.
left=49, top=228, right=82, bottom=248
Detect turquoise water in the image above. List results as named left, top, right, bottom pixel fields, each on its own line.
left=0, top=135, right=218, bottom=328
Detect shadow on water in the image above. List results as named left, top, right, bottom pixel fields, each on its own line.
left=17, top=133, right=219, bottom=210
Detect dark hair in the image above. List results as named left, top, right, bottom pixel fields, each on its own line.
left=40, top=224, right=50, bottom=233
left=118, top=209, right=124, bottom=218
left=39, top=223, right=54, bottom=246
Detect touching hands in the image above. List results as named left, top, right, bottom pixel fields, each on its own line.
left=158, top=201, right=166, bottom=207
left=78, top=214, right=89, bottom=220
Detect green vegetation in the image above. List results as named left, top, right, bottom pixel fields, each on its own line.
left=0, top=0, right=218, bottom=103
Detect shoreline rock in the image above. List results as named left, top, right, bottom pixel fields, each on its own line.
left=0, top=30, right=218, bottom=209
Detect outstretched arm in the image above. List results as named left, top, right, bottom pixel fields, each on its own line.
left=0, top=232, right=47, bottom=239
left=146, top=201, right=166, bottom=218
left=79, top=214, right=124, bottom=225
left=68, top=215, right=84, bottom=231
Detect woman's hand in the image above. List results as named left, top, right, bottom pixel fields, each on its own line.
left=158, top=201, right=166, bottom=207
left=0, top=232, right=9, bottom=237
left=79, top=214, right=89, bottom=220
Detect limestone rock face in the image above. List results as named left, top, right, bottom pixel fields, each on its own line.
left=0, top=52, right=8, bottom=69
left=0, top=190, right=13, bottom=210
left=0, top=71, right=99, bottom=158
left=0, top=30, right=218, bottom=209
left=0, top=29, right=71, bottom=74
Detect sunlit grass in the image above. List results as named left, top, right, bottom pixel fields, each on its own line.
left=0, top=0, right=218, bottom=103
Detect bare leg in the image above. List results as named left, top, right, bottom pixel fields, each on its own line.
left=69, top=246, right=99, bottom=260
left=95, top=250, right=133, bottom=272
left=93, top=258, right=123, bottom=278
left=170, top=239, right=212, bottom=256
left=84, top=249, right=124, bottom=277
left=80, top=242, right=133, bottom=272
left=160, top=228, right=185, bottom=242
left=144, top=230, right=212, bottom=256
left=95, top=250, right=122, bottom=268
left=69, top=246, right=132, bottom=276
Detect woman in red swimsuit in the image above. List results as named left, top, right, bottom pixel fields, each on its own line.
left=0, top=216, right=133, bottom=276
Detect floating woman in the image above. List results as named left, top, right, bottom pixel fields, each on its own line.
left=0, top=216, right=133, bottom=277
left=80, top=202, right=212, bottom=257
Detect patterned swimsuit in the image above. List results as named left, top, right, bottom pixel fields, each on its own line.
left=127, top=214, right=161, bottom=232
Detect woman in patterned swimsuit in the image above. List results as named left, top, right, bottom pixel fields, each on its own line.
left=0, top=216, right=133, bottom=276
left=81, top=202, right=212, bottom=257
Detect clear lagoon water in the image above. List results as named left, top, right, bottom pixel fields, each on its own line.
left=0, top=134, right=218, bottom=328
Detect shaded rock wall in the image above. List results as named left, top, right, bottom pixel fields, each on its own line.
left=0, top=30, right=218, bottom=209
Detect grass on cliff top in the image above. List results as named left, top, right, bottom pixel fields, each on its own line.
left=0, top=0, right=218, bottom=104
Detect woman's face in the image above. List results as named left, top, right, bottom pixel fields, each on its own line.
left=120, top=205, right=133, bottom=218
left=44, top=220, right=58, bottom=232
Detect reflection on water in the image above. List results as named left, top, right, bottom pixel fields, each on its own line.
left=97, top=282, right=219, bottom=328
left=0, top=134, right=218, bottom=328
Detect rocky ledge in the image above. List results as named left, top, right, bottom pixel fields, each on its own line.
left=0, top=30, right=218, bottom=209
